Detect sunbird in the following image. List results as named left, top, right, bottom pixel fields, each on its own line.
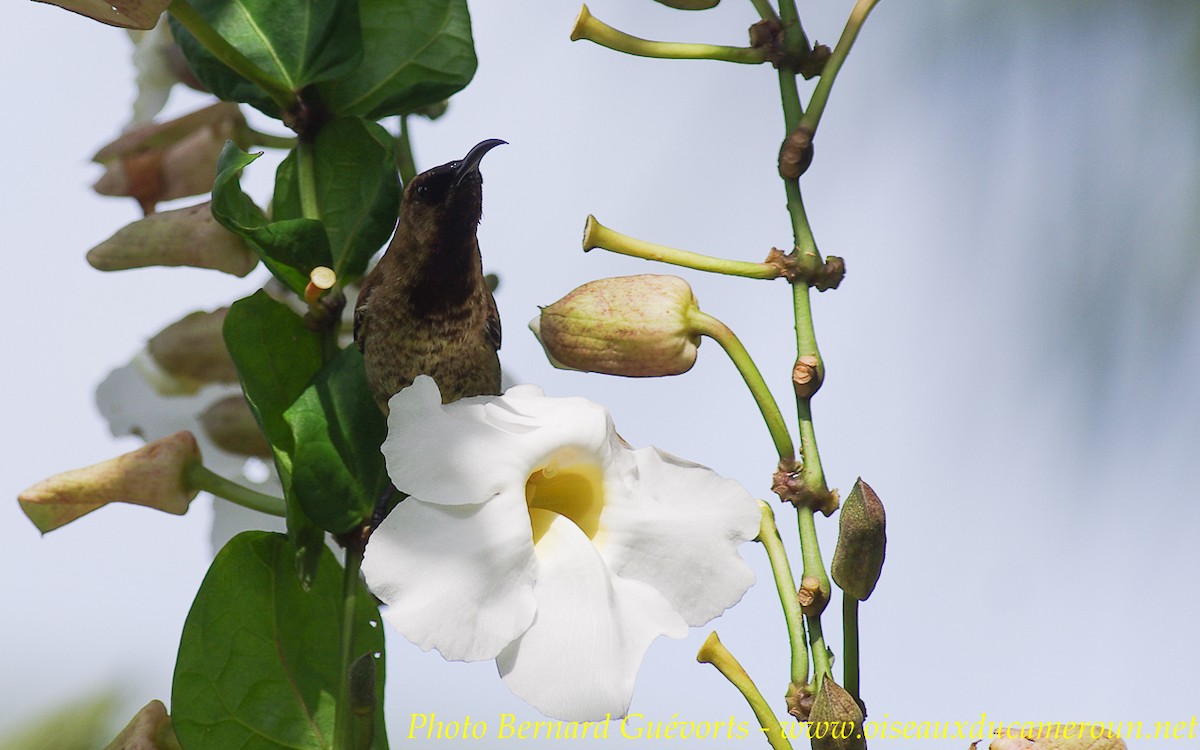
left=355, top=139, right=506, bottom=409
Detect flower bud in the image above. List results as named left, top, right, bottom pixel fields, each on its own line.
left=199, top=395, right=271, bottom=458
left=92, top=102, right=245, bottom=214
left=530, top=275, right=702, bottom=377
left=831, top=478, right=887, bottom=601
left=102, top=700, right=180, bottom=750
left=809, top=678, right=866, bottom=750
left=127, top=20, right=206, bottom=127
left=146, top=307, right=238, bottom=391
left=18, top=431, right=201, bottom=533
left=39, top=0, right=169, bottom=29
left=87, top=202, right=258, bottom=276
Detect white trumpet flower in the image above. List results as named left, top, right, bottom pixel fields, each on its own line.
left=363, top=376, right=761, bottom=721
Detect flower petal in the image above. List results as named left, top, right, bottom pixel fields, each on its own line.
left=598, top=446, right=760, bottom=624
left=497, top=513, right=688, bottom=721
left=383, top=376, right=612, bottom=506
left=363, top=490, right=538, bottom=662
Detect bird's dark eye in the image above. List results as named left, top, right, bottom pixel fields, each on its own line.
left=416, top=184, right=430, bottom=199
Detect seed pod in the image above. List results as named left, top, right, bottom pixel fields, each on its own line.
left=831, top=478, right=887, bottom=601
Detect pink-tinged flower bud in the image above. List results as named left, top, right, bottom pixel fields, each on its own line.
left=87, top=202, right=257, bottom=276
left=38, top=0, right=169, bottom=29
left=18, top=431, right=201, bottom=533
left=199, top=395, right=271, bottom=458
left=145, top=307, right=239, bottom=392
left=530, top=275, right=702, bottom=377
left=103, top=700, right=180, bottom=750
left=92, top=103, right=245, bottom=214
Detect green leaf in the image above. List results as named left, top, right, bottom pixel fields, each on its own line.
left=224, top=290, right=327, bottom=582
left=212, top=142, right=332, bottom=295
left=318, top=0, right=477, bottom=119
left=274, top=118, right=400, bottom=282
left=284, top=347, right=388, bottom=534
left=170, top=0, right=362, bottom=117
left=173, top=532, right=388, bottom=750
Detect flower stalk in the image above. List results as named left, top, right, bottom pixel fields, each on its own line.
left=584, top=216, right=782, bottom=280
left=798, top=0, right=882, bottom=136
left=748, top=0, right=780, bottom=23
left=689, top=311, right=795, bottom=461
left=697, top=632, right=793, bottom=750
left=184, top=462, right=286, bottom=517
left=335, top=539, right=365, bottom=750
left=756, top=501, right=808, bottom=686
left=842, top=595, right=860, bottom=702
left=572, top=5, right=768, bottom=65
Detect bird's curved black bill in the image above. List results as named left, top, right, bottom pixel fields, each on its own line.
left=453, top=139, right=508, bottom=186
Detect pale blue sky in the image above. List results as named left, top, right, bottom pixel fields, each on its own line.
left=3, top=2, right=1199, bottom=747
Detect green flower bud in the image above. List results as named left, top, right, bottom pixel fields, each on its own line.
left=530, top=275, right=702, bottom=377
left=146, top=307, right=239, bottom=392
left=18, top=431, right=201, bottom=533
left=831, top=478, right=887, bottom=601
left=87, top=202, right=257, bottom=276
left=809, top=678, right=866, bottom=750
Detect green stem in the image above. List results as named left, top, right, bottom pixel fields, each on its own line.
left=396, top=116, right=417, bottom=187
left=748, top=0, right=779, bottom=23
left=297, top=141, right=321, bottom=221
left=773, top=0, right=811, bottom=67
left=843, top=595, right=860, bottom=701
left=184, top=463, right=286, bottom=517
left=756, top=501, right=808, bottom=686
left=799, top=0, right=881, bottom=135
left=689, top=311, right=794, bottom=461
left=697, top=633, right=793, bottom=750
left=583, top=215, right=782, bottom=280
left=806, top=611, right=831, bottom=692
left=334, top=541, right=365, bottom=750
left=797, top=507, right=832, bottom=686
left=776, top=0, right=800, bottom=29
left=167, top=0, right=294, bottom=113
left=243, top=126, right=296, bottom=150
left=571, top=5, right=768, bottom=64
left=793, top=303, right=825, bottom=494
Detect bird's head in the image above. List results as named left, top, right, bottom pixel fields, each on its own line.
left=399, top=139, right=507, bottom=250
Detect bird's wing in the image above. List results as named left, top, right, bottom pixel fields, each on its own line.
left=353, top=279, right=373, bottom=352
left=486, top=292, right=502, bottom=351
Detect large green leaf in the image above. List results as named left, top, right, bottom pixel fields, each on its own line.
left=224, top=290, right=327, bottom=582
left=284, top=347, right=388, bottom=534
left=212, top=142, right=333, bottom=295
left=169, top=0, right=362, bottom=117
left=173, top=532, right=387, bottom=750
left=318, top=0, right=476, bottom=119
left=274, top=118, right=400, bottom=283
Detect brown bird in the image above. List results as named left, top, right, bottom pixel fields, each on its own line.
left=354, top=139, right=506, bottom=409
